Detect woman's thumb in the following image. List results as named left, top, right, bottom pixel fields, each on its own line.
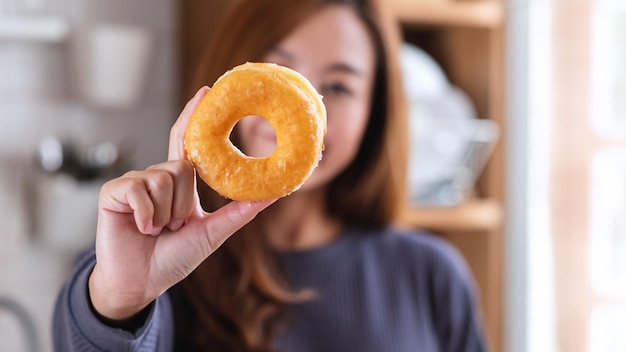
left=197, top=200, right=275, bottom=253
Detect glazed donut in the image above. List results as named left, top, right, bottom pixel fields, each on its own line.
left=184, top=62, right=327, bottom=201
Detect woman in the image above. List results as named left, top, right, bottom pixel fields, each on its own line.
left=53, top=0, right=488, bottom=351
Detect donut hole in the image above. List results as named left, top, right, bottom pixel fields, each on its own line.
left=230, top=115, right=277, bottom=158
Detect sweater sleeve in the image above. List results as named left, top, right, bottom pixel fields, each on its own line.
left=426, top=238, right=489, bottom=352
left=52, top=250, right=175, bottom=352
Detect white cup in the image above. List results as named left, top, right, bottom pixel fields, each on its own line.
left=73, top=23, right=154, bottom=109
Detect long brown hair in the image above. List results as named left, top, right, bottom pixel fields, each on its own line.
left=175, top=0, right=408, bottom=350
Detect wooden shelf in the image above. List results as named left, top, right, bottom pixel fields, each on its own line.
left=391, top=1, right=506, bottom=349
left=387, top=0, right=504, bottom=28
left=399, top=199, right=503, bottom=232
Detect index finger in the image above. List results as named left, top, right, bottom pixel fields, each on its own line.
left=168, top=86, right=210, bottom=161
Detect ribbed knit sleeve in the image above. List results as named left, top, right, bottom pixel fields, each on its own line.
left=52, top=250, right=175, bottom=352
left=420, top=233, right=487, bottom=352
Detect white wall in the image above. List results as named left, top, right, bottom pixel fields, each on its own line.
left=0, top=0, right=177, bottom=351
left=506, top=0, right=556, bottom=351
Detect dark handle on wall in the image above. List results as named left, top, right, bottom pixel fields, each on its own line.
left=0, top=296, right=39, bottom=352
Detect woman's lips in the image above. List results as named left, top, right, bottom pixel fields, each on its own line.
left=262, top=132, right=276, bottom=143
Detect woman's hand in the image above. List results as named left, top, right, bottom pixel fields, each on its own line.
left=88, top=87, right=274, bottom=322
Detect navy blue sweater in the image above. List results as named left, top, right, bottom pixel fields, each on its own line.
left=53, top=227, right=488, bottom=351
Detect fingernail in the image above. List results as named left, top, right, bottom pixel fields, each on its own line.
left=195, top=86, right=209, bottom=98
left=151, top=226, right=163, bottom=236
left=169, top=219, right=185, bottom=231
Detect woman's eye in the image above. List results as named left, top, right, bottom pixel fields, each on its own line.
left=322, top=82, right=353, bottom=97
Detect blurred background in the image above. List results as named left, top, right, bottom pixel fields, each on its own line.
left=0, top=0, right=624, bottom=351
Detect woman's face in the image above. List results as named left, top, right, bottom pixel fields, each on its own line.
left=236, top=4, right=376, bottom=192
